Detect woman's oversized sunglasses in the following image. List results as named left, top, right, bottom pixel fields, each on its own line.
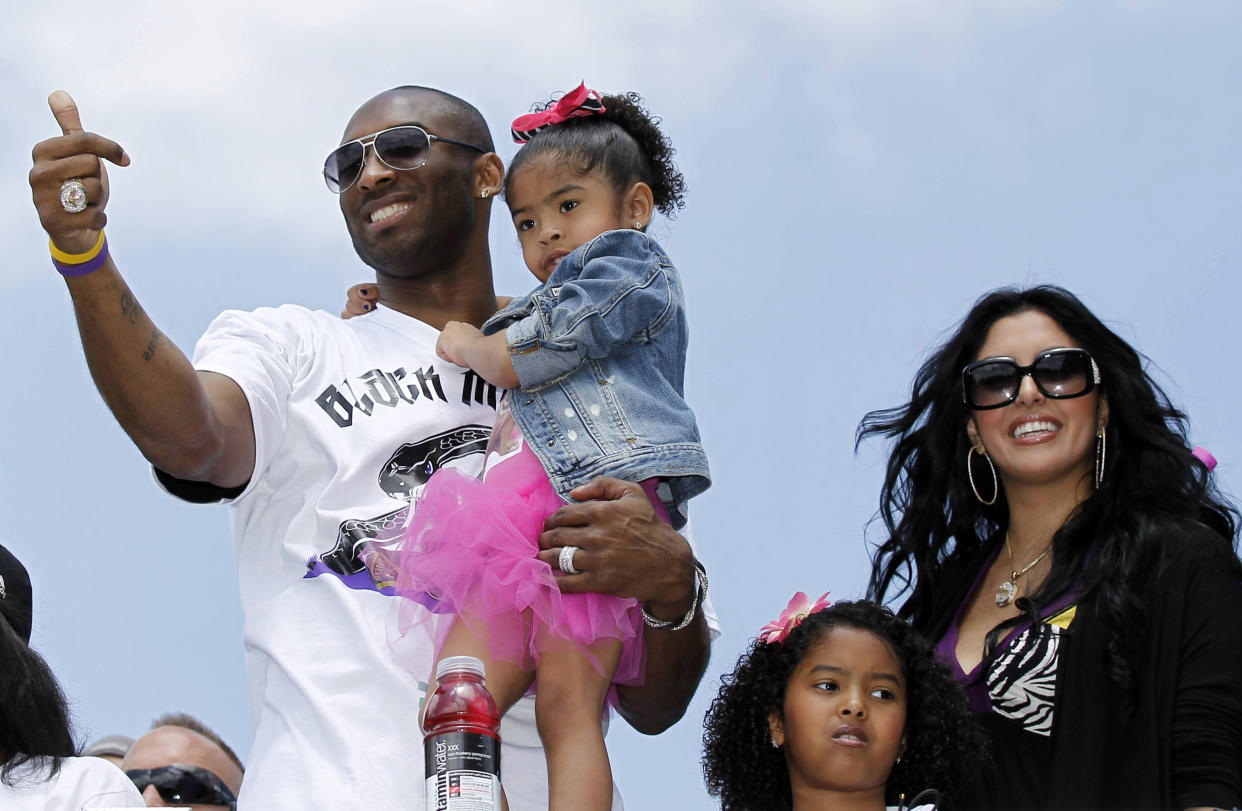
left=126, top=763, right=238, bottom=809
left=323, top=125, right=487, bottom=194
left=962, top=347, right=1101, bottom=410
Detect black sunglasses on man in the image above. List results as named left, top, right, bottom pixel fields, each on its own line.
left=126, top=763, right=238, bottom=809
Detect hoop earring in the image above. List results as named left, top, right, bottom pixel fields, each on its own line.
left=1095, top=428, right=1107, bottom=489
left=968, top=446, right=998, bottom=505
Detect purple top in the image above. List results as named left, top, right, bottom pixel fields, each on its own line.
left=935, top=541, right=1078, bottom=713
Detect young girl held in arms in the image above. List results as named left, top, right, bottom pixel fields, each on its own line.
left=392, top=83, right=710, bottom=810
left=703, top=595, right=982, bottom=811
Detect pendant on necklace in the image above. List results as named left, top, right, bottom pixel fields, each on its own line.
left=995, top=579, right=1017, bottom=607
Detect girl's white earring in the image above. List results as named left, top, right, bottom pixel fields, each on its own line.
left=481, top=188, right=490, bottom=199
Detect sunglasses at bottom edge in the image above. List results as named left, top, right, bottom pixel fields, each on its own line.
left=124, top=762, right=237, bottom=809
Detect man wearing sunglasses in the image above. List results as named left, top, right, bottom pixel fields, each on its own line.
left=30, top=87, right=714, bottom=810
left=121, top=715, right=243, bottom=809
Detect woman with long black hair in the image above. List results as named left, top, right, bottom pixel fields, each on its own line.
left=0, top=543, right=143, bottom=808
left=859, top=285, right=1242, bottom=810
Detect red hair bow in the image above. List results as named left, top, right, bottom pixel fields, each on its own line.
left=511, top=82, right=606, bottom=144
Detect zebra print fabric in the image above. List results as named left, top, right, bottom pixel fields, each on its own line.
left=985, top=622, right=1066, bottom=736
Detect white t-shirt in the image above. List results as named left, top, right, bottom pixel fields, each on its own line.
left=0, top=756, right=145, bottom=810
left=166, top=304, right=720, bottom=810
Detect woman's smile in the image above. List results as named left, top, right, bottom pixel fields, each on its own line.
left=967, top=310, right=1105, bottom=491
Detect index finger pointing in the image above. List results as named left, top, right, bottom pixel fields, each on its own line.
left=49, top=90, right=84, bottom=135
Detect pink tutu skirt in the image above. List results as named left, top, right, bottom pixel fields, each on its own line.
left=391, top=444, right=645, bottom=687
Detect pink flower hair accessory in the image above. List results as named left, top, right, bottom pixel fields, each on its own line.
left=511, top=82, right=606, bottom=143
left=759, top=591, right=832, bottom=645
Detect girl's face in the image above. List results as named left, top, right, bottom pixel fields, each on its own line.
left=769, top=626, right=907, bottom=804
left=506, top=155, right=635, bottom=283
left=965, top=309, right=1106, bottom=494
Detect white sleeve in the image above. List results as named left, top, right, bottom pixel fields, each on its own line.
left=156, top=306, right=303, bottom=504
left=680, top=518, right=722, bottom=641
left=59, top=758, right=146, bottom=809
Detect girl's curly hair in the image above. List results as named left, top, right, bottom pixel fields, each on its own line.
left=702, top=600, right=984, bottom=810
left=503, top=90, right=686, bottom=217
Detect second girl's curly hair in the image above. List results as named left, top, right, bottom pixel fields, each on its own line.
left=503, top=90, right=687, bottom=217
left=702, top=600, right=983, bottom=810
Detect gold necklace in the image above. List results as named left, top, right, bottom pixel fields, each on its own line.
left=995, top=534, right=1052, bottom=607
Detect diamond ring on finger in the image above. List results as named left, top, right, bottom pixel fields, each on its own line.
left=59, top=179, right=88, bottom=213
left=558, top=545, right=582, bottom=575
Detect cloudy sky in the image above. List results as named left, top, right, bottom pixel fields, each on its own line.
left=3, top=1, right=1240, bottom=808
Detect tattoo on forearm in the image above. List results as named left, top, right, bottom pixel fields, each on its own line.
left=142, top=329, right=160, bottom=362
left=120, top=291, right=143, bottom=326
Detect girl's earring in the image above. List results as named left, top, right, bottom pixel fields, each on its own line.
left=481, top=188, right=490, bottom=199
left=770, top=737, right=780, bottom=749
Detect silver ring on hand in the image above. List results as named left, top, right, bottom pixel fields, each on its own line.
left=59, top=179, right=88, bottom=213
left=558, top=545, right=582, bottom=575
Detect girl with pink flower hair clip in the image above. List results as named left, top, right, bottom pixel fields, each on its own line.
left=704, top=596, right=984, bottom=811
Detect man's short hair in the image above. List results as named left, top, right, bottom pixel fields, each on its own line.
left=391, top=85, right=494, bottom=153
left=150, top=712, right=245, bottom=774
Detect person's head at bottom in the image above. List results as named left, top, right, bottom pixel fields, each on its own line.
left=121, top=713, right=243, bottom=809
left=703, top=597, right=983, bottom=811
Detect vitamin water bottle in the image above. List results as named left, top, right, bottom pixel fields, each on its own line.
left=423, top=655, right=502, bottom=810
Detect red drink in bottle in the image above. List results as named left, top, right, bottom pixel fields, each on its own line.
left=423, top=655, right=502, bottom=810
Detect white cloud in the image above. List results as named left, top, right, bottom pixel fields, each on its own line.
left=2, top=0, right=1073, bottom=286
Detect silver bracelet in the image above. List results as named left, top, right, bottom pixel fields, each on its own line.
left=641, top=559, right=708, bottom=631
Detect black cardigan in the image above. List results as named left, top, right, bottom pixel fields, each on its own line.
left=913, top=525, right=1242, bottom=810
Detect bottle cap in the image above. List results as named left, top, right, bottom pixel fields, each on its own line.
left=436, top=655, right=486, bottom=682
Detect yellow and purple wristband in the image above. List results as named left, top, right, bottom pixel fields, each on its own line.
left=50, top=230, right=109, bottom=277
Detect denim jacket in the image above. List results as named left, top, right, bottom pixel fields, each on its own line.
left=481, top=228, right=710, bottom=527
